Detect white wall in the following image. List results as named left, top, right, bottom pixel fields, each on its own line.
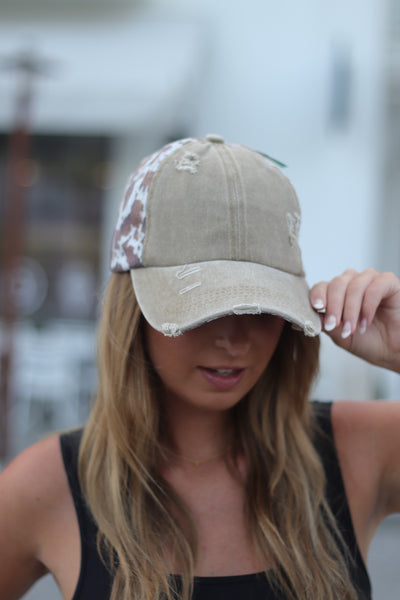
left=0, top=4, right=206, bottom=136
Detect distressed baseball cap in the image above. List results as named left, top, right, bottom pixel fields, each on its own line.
left=110, top=134, right=321, bottom=337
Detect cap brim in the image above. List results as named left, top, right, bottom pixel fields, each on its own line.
left=131, top=260, right=321, bottom=337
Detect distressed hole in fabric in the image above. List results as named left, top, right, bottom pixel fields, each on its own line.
left=286, top=212, right=301, bottom=246
left=176, top=265, right=202, bottom=279
left=161, top=323, right=182, bottom=337
left=233, top=304, right=262, bottom=315
left=304, top=320, right=318, bottom=336
left=175, top=152, right=200, bottom=174
left=179, top=282, right=202, bottom=295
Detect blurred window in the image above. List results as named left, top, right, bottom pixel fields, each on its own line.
left=0, top=133, right=110, bottom=322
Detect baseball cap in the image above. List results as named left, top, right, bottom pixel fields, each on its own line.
left=110, top=134, right=321, bottom=337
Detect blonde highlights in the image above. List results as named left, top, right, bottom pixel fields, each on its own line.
left=79, top=273, right=358, bottom=600
left=235, top=325, right=358, bottom=599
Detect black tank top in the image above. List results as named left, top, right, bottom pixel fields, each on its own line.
left=60, top=401, right=372, bottom=599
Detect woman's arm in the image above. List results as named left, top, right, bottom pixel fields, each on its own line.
left=310, top=269, right=400, bottom=549
left=0, top=438, right=61, bottom=599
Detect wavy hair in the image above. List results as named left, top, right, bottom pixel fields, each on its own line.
left=79, top=272, right=359, bottom=600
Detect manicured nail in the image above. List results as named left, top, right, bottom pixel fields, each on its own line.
left=312, top=299, right=325, bottom=311
left=341, top=321, right=352, bottom=339
left=359, top=318, right=367, bottom=334
left=324, top=315, right=336, bottom=331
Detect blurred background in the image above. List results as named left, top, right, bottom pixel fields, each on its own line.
left=0, top=0, right=399, bottom=598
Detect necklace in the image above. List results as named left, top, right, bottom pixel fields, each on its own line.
left=166, top=447, right=228, bottom=467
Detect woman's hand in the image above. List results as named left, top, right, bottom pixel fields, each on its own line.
left=310, top=269, right=400, bottom=373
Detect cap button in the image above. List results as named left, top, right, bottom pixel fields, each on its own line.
left=205, top=133, right=225, bottom=144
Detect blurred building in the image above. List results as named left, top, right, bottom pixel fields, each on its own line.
left=0, top=0, right=207, bottom=455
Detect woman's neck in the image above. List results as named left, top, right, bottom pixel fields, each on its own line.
left=160, top=395, right=234, bottom=464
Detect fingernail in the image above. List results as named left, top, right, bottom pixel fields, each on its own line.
left=359, top=318, right=367, bottom=334
left=341, top=321, right=352, bottom=339
left=324, top=315, right=336, bottom=331
left=312, top=299, right=325, bottom=311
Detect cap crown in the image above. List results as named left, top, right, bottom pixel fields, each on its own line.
left=110, top=136, right=304, bottom=276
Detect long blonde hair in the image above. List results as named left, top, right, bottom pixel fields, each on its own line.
left=79, top=272, right=359, bottom=600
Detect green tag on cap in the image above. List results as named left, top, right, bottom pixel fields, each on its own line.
left=256, top=151, right=287, bottom=168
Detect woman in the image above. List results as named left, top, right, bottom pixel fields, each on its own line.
left=0, top=134, right=399, bottom=600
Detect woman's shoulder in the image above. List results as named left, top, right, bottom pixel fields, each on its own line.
left=330, top=400, right=400, bottom=536
left=0, top=434, right=72, bottom=528
left=330, top=399, right=400, bottom=485
left=0, top=434, right=78, bottom=598
left=331, top=399, right=400, bottom=448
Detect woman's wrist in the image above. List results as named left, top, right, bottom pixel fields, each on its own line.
left=380, top=353, right=400, bottom=375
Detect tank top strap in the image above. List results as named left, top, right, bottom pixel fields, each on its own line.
left=60, top=429, right=113, bottom=600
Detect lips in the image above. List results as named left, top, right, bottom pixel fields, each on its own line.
left=198, top=366, right=245, bottom=390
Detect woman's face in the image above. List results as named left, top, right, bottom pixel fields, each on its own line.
left=145, top=314, right=284, bottom=415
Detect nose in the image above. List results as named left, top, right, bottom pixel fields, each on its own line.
left=214, top=316, right=251, bottom=357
